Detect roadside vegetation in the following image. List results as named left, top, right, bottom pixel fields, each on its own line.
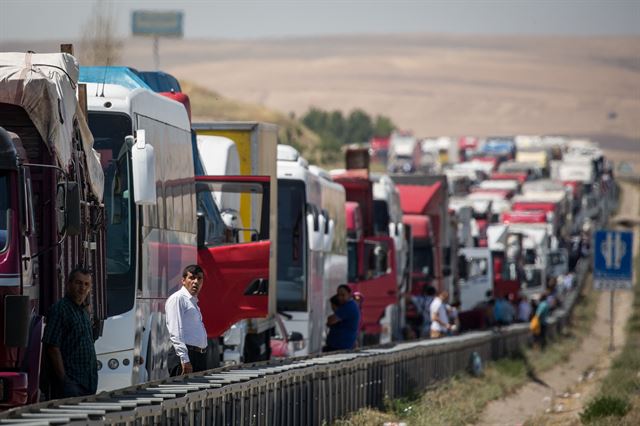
left=579, top=255, right=640, bottom=425
left=336, top=277, right=598, bottom=426
left=183, top=81, right=398, bottom=166
left=301, top=107, right=396, bottom=163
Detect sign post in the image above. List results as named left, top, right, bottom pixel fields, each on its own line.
left=131, top=10, right=184, bottom=70
left=593, top=230, right=634, bottom=351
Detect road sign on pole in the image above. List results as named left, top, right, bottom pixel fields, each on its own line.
left=131, top=10, right=184, bottom=70
left=131, top=11, right=183, bottom=37
left=593, top=229, right=634, bottom=352
left=593, top=229, right=633, bottom=291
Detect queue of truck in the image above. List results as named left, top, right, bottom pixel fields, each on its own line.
left=0, top=49, right=617, bottom=408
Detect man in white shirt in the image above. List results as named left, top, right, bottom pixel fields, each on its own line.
left=166, top=265, right=208, bottom=376
left=430, top=290, right=451, bottom=339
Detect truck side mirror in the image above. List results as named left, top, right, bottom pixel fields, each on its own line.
left=288, top=331, right=303, bottom=342
left=458, top=255, right=468, bottom=280
left=324, top=218, right=335, bottom=252
left=129, top=131, right=157, bottom=205
left=375, top=244, right=388, bottom=274
left=443, top=265, right=452, bottom=277
left=306, top=206, right=322, bottom=251
left=196, top=211, right=205, bottom=248
left=56, top=181, right=81, bottom=236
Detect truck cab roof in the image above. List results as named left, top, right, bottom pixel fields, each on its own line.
left=84, top=83, right=191, bottom=133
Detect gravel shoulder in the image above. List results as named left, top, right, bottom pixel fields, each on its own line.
left=477, top=183, right=639, bottom=426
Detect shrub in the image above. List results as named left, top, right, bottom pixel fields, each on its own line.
left=580, top=395, right=630, bottom=423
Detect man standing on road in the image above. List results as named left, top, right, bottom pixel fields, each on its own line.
left=325, top=285, right=361, bottom=351
left=166, top=265, right=208, bottom=376
left=42, top=267, right=98, bottom=398
left=430, top=290, right=452, bottom=338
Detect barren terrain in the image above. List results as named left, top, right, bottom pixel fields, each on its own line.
left=3, top=34, right=638, bottom=163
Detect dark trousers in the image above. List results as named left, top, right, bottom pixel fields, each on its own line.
left=539, top=323, right=548, bottom=350
left=167, top=345, right=208, bottom=376
left=51, top=377, right=92, bottom=399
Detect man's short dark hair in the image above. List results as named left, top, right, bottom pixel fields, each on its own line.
left=68, top=266, right=92, bottom=283
left=423, top=285, right=436, bottom=296
left=337, top=284, right=351, bottom=294
left=182, top=264, right=204, bottom=278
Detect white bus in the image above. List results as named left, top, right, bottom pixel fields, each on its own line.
left=276, top=145, right=347, bottom=355
left=85, top=82, right=196, bottom=391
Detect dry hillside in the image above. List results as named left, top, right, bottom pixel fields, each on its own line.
left=182, top=81, right=321, bottom=158
left=3, top=34, right=638, bottom=165
left=133, top=35, right=639, bottom=142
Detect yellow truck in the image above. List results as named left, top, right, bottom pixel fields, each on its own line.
left=515, top=149, right=550, bottom=173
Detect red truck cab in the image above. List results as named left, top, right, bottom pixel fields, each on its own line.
left=195, top=176, right=271, bottom=341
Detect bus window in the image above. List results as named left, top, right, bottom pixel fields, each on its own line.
left=276, top=180, right=307, bottom=312
left=89, top=112, right=135, bottom=317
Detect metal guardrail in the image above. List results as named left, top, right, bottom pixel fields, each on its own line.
left=0, top=260, right=590, bottom=426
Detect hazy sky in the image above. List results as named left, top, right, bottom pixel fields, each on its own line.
left=1, top=0, right=639, bottom=42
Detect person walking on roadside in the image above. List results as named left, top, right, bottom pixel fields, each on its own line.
left=517, top=296, right=533, bottom=323
left=324, top=285, right=361, bottom=352
left=447, top=301, right=461, bottom=335
left=535, top=290, right=551, bottom=350
left=430, top=290, right=451, bottom=339
left=166, top=265, right=208, bottom=376
left=494, top=294, right=515, bottom=327
left=42, top=267, right=98, bottom=398
left=407, top=284, right=436, bottom=338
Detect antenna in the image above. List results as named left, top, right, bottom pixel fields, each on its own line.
left=100, top=26, right=113, bottom=98
left=100, top=65, right=108, bottom=97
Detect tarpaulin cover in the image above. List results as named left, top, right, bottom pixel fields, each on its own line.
left=0, top=52, right=104, bottom=201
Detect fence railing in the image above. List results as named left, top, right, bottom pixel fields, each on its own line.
left=0, top=260, right=590, bottom=426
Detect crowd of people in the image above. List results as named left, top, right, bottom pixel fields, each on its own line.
left=41, top=261, right=578, bottom=400
left=403, top=286, right=461, bottom=340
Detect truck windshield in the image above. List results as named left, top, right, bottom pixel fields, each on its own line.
left=277, top=180, right=307, bottom=311
left=373, top=200, right=390, bottom=236
left=0, top=174, right=8, bottom=252
left=89, top=112, right=136, bottom=317
left=347, top=241, right=358, bottom=282
left=195, top=179, right=269, bottom=245
left=412, top=243, right=434, bottom=278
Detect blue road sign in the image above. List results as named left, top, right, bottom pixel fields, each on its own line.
left=593, top=230, right=634, bottom=290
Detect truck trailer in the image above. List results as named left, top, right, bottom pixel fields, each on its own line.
left=0, top=51, right=107, bottom=406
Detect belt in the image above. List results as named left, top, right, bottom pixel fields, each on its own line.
left=186, top=345, right=207, bottom=354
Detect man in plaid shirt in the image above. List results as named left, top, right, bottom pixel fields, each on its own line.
left=42, top=267, right=98, bottom=398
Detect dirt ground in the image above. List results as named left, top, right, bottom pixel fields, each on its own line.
left=477, top=183, right=640, bottom=426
